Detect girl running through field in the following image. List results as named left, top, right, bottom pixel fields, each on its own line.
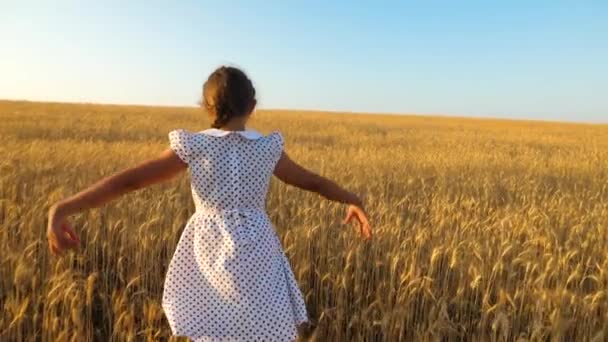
left=46, top=66, right=372, bottom=341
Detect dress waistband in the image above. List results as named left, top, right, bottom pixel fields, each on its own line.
left=194, top=206, right=265, bottom=216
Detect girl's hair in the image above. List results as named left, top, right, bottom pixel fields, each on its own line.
left=202, top=66, right=256, bottom=129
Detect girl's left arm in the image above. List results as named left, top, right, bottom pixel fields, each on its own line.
left=47, top=148, right=187, bottom=255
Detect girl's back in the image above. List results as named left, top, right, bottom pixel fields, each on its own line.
left=169, top=128, right=283, bottom=212
left=163, top=126, right=309, bottom=340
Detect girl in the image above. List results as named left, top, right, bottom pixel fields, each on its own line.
left=47, top=66, right=372, bottom=341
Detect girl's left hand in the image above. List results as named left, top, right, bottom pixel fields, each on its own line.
left=47, top=205, right=80, bottom=256
left=343, top=204, right=373, bottom=241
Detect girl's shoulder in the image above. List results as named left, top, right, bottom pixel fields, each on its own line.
left=169, top=128, right=206, bottom=148
left=264, top=129, right=280, bottom=137
left=168, top=129, right=196, bottom=163
left=168, top=128, right=193, bottom=145
left=268, top=130, right=284, bottom=146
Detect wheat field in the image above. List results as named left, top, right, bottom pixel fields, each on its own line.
left=0, top=100, right=607, bottom=341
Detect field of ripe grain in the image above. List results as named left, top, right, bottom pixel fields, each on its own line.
left=1, top=100, right=607, bottom=341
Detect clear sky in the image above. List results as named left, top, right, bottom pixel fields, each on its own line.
left=1, top=1, right=606, bottom=122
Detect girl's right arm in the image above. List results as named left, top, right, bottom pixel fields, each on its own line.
left=273, top=152, right=372, bottom=240
left=47, top=148, right=188, bottom=255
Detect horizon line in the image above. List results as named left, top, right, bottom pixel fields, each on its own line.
left=1, top=98, right=605, bottom=126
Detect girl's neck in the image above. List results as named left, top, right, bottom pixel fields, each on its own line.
left=217, top=120, right=246, bottom=131
left=218, top=123, right=246, bottom=131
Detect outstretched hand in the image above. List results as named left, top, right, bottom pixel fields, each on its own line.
left=47, top=206, right=80, bottom=256
left=343, top=205, right=372, bottom=240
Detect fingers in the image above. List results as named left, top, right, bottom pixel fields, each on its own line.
left=47, top=233, right=77, bottom=256
left=55, top=222, right=80, bottom=249
left=343, top=209, right=355, bottom=224
left=355, top=210, right=372, bottom=241
left=62, top=223, right=81, bottom=246
left=362, top=223, right=373, bottom=240
left=358, top=212, right=368, bottom=225
left=55, top=230, right=79, bottom=249
left=364, top=225, right=372, bottom=240
left=344, top=206, right=373, bottom=241
left=48, top=233, right=66, bottom=256
left=47, top=222, right=80, bottom=257
left=358, top=220, right=372, bottom=240
left=48, top=240, right=63, bottom=256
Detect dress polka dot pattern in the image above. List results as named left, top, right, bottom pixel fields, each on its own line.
left=162, top=128, right=309, bottom=341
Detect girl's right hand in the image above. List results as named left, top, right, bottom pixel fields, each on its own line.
left=343, top=205, right=372, bottom=240
left=47, top=205, right=80, bottom=256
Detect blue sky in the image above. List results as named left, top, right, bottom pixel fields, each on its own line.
left=1, top=1, right=606, bottom=122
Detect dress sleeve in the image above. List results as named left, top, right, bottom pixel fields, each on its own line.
left=168, top=129, right=192, bottom=164
left=271, top=131, right=285, bottom=165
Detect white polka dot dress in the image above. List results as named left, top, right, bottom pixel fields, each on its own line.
left=162, top=128, right=309, bottom=341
